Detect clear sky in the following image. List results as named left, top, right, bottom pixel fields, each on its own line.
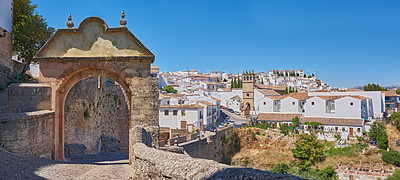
left=34, top=0, right=400, bottom=88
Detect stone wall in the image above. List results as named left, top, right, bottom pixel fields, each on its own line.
left=7, top=83, right=52, bottom=113
left=179, top=126, right=238, bottom=163
left=0, top=110, right=54, bottom=158
left=0, top=26, right=13, bottom=89
left=336, top=163, right=395, bottom=180
left=132, top=142, right=303, bottom=179
left=64, top=76, right=129, bottom=155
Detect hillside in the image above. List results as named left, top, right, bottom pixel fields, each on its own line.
left=231, top=127, right=388, bottom=172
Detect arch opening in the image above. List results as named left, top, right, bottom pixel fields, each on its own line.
left=64, top=76, right=130, bottom=158
left=53, top=68, right=132, bottom=160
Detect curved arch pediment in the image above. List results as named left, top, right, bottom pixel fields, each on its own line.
left=34, top=16, right=154, bottom=62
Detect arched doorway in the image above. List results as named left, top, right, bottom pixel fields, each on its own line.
left=34, top=16, right=159, bottom=161
left=54, top=68, right=132, bottom=160
left=244, top=103, right=250, bottom=116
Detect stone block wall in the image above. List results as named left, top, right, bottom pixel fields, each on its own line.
left=64, top=76, right=130, bottom=155
left=0, top=110, right=54, bottom=158
left=179, top=126, right=238, bottom=163
left=132, top=142, right=303, bottom=179
left=0, top=26, right=13, bottom=89
left=7, top=83, right=52, bottom=113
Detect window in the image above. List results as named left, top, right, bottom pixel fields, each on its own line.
left=247, top=93, right=249, bottom=97
left=357, top=128, right=361, bottom=132
left=335, top=127, right=338, bottom=131
left=164, top=110, right=169, bottom=116
left=326, top=100, right=335, bottom=113
left=350, top=102, right=353, bottom=106
left=263, top=102, right=266, bottom=105
left=292, top=102, right=295, bottom=105
left=173, top=110, right=178, bottom=116
left=312, top=102, right=315, bottom=105
left=181, top=110, right=185, bottom=116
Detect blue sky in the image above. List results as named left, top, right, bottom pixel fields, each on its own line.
left=34, top=0, right=400, bottom=88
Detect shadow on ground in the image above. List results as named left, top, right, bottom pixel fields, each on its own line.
left=0, top=147, right=129, bottom=179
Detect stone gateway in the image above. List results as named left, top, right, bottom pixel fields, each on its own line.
left=33, top=15, right=159, bottom=162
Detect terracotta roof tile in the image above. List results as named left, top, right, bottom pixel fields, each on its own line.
left=383, top=91, right=400, bottom=97
left=197, top=100, right=215, bottom=106
left=257, top=113, right=303, bottom=122
left=257, top=89, right=281, bottom=96
left=230, top=95, right=242, bottom=101
left=301, top=117, right=364, bottom=126
left=160, top=104, right=204, bottom=109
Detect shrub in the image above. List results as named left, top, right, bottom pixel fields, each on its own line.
left=387, top=169, right=400, bottom=180
left=84, top=109, right=90, bottom=118
left=334, top=134, right=341, bottom=140
left=272, top=163, right=289, bottom=174
left=251, top=132, right=256, bottom=141
left=280, top=123, right=289, bottom=136
left=318, top=166, right=337, bottom=180
left=382, top=149, right=400, bottom=167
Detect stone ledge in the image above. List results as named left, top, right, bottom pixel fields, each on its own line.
left=0, top=110, right=54, bottom=123
left=133, top=143, right=304, bottom=179
left=7, top=83, right=51, bottom=88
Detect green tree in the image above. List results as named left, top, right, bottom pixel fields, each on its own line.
left=388, top=112, right=400, bottom=131
left=387, top=170, right=400, bottom=180
left=292, top=133, right=325, bottom=170
left=285, top=87, right=288, bottom=94
left=397, top=89, right=400, bottom=95
left=291, top=116, right=300, bottom=129
left=382, top=149, right=400, bottom=167
left=162, top=85, right=177, bottom=93
left=261, top=78, right=264, bottom=84
left=363, top=83, right=388, bottom=91
left=272, top=163, right=289, bottom=174
left=13, top=0, right=55, bottom=73
left=368, top=122, right=388, bottom=149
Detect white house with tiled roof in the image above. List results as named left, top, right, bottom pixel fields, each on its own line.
left=159, top=104, right=204, bottom=131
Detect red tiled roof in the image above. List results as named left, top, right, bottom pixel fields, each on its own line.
left=197, top=101, right=215, bottom=106
left=230, top=95, right=242, bottom=101
left=301, top=117, right=364, bottom=126
left=257, top=89, right=281, bottom=96
left=383, top=91, right=400, bottom=97
left=257, top=113, right=302, bottom=122
left=160, top=104, right=204, bottom=109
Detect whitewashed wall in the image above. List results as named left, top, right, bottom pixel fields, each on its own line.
left=159, top=108, right=202, bottom=129
left=309, top=91, right=384, bottom=118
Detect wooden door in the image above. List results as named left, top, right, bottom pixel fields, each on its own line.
left=181, top=121, right=187, bottom=129
left=349, top=128, right=353, bottom=137
left=274, top=123, right=277, bottom=129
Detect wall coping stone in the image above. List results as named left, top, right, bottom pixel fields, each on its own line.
left=133, top=143, right=304, bottom=179
left=0, top=110, right=54, bottom=123
left=8, top=83, right=51, bottom=88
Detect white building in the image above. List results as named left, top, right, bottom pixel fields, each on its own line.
left=159, top=104, right=204, bottom=132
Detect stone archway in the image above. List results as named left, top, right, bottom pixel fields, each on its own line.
left=34, top=16, right=159, bottom=162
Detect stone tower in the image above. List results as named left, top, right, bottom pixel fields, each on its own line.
left=242, top=70, right=255, bottom=115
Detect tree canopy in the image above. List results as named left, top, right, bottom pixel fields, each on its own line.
left=292, top=133, right=325, bottom=171
left=368, top=122, right=388, bottom=149
left=162, top=85, right=177, bottom=93
left=13, top=0, right=55, bottom=73
left=363, top=83, right=388, bottom=91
